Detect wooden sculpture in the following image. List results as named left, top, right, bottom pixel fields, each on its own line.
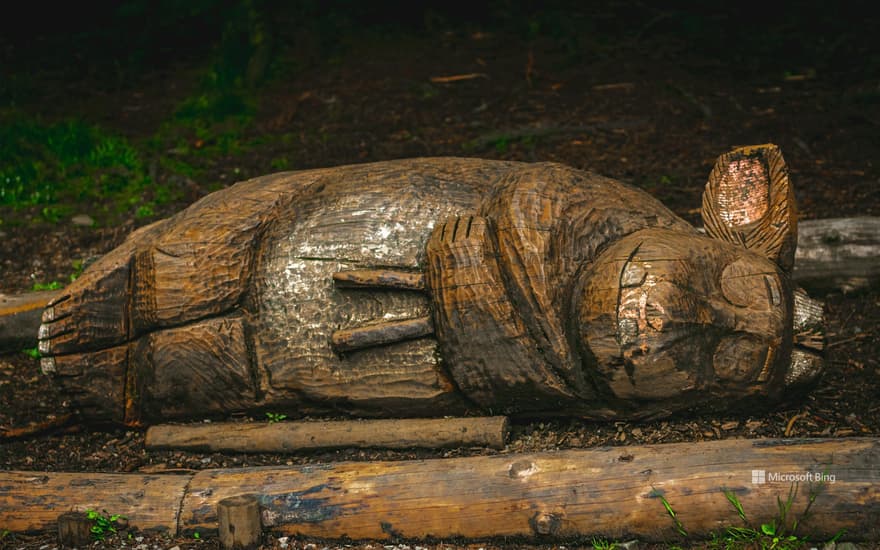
left=32, top=144, right=824, bottom=425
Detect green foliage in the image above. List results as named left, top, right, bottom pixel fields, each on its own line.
left=710, top=486, right=831, bottom=550
left=590, top=537, right=617, bottom=550
left=70, top=259, right=85, bottom=282
left=652, top=489, right=688, bottom=537
left=193, top=531, right=201, bottom=539
left=86, top=509, right=125, bottom=541
left=22, top=348, right=41, bottom=359
left=266, top=412, right=287, bottom=423
left=31, top=280, right=63, bottom=291
left=0, top=114, right=166, bottom=223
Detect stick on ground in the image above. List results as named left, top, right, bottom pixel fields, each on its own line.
left=144, top=416, right=509, bottom=453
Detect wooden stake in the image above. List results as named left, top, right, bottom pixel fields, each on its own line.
left=218, top=495, right=262, bottom=550
left=57, top=511, right=92, bottom=548
left=145, top=416, right=509, bottom=453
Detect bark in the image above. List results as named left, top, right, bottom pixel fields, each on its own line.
left=793, top=217, right=880, bottom=293
left=144, top=416, right=509, bottom=452
left=218, top=494, right=262, bottom=549
left=2, top=438, right=878, bottom=541
left=0, top=290, right=60, bottom=353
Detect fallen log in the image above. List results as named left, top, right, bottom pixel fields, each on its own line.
left=144, top=416, right=509, bottom=452
left=793, top=217, right=880, bottom=293
left=0, top=290, right=61, bottom=353
left=2, top=438, right=878, bottom=541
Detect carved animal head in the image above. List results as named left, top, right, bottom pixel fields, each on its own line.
left=576, top=145, right=824, bottom=414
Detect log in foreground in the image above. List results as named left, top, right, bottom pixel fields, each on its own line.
left=2, top=438, right=878, bottom=541
left=144, top=416, right=509, bottom=452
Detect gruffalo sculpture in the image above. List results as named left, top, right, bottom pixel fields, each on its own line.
left=36, top=144, right=824, bottom=425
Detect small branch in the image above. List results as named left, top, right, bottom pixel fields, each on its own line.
left=333, top=269, right=425, bottom=290
left=331, top=316, right=433, bottom=353
left=145, top=416, right=510, bottom=452
left=429, top=73, right=488, bottom=83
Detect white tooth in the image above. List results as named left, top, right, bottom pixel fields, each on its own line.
left=42, top=307, right=55, bottom=322
left=38, top=323, right=50, bottom=340
left=40, top=356, right=56, bottom=374
left=38, top=339, right=51, bottom=355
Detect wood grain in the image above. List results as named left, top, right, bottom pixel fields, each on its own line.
left=144, top=416, right=509, bottom=452
left=2, top=438, right=878, bottom=540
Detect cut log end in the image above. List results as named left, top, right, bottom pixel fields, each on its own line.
left=57, top=511, right=93, bottom=548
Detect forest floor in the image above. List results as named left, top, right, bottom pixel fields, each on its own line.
left=1, top=4, right=879, bottom=549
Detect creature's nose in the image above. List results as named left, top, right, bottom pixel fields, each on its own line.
left=786, top=288, right=825, bottom=386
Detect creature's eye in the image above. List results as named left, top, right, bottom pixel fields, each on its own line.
left=721, top=258, right=780, bottom=308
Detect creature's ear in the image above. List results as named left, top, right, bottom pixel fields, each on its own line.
left=701, top=144, right=797, bottom=273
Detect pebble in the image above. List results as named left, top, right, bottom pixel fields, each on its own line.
left=71, top=214, right=95, bottom=227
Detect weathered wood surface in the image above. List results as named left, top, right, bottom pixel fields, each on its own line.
left=57, top=511, right=94, bottom=547
left=218, top=495, right=262, bottom=549
left=793, top=217, right=880, bottom=293
left=144, top=416, right=509, bottom=452
left=0, top=146, right=836, bottom=424
left=2, top=216, right=873, bottom=354
left=0, top=290, right=61, bottom=352
left=0, top=469, right=189, bottom=534
left=2, top=438, right=879, bottom=540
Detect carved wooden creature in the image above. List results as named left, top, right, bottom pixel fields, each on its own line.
left=35, top=144, right=824, bottom=425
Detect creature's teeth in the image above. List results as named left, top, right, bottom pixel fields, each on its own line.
left=40, top=356, right=56, bottom=374
left=38, top=323, right=50, bottom=340
left=42, top=307, right=55, bottom=323
left=38, top=339, right=51, bottom=355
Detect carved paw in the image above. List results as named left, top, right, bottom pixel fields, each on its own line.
left=427, top=215, right=494, bottom=271
left=38, top=263, right=131, bottom=360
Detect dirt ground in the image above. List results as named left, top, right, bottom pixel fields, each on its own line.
left=1, top=3, right=879, bottom=549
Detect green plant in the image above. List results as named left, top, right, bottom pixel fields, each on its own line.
left=266, top=412, right=287, bottom=423
left=590, top=537, right=617, bottom=550
left=194, top=531, right=201, bottom=539
left=31, top=280, right=63, bottom=291
left=135, top=204, right=155, bottom=218
left=712, top=486, right=827, bottom=550
left=86, top=509, right=125, bottom=541
left=22, top=347, right=40, bottom=359
left=651, top=488, right=688, bottom=537
left=70, top=259, right=85, bottom=282
left=0, top=114, right=165, bottom=224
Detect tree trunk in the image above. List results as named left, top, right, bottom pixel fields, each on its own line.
left=2, top=438, right=878, bottom=541
left=0, top=290, right=60, bottom=353
left=793, top=217, right=880, bottom=293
